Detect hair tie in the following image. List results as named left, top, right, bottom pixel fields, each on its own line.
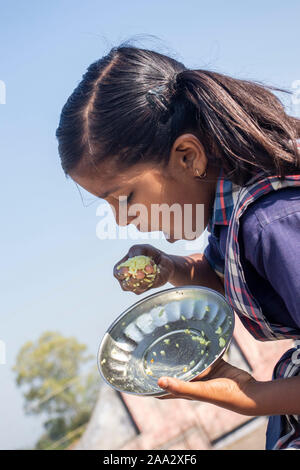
left=146, top=85, right=169, bottom=110
left=145, top=76, right=179, bottom=124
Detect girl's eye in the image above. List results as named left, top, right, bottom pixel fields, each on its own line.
left=127, top=192, right=134, bottom=203
left=119, top=192, right=134, bottom=204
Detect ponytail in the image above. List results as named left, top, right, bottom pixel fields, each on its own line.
left=176, top=69, right=300, bottom=183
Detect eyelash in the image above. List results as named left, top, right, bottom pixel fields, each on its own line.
left=118, top=192, right=133, bottom=204
left=127, top=192, right=134, bottom=203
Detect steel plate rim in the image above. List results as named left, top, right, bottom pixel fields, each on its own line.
left=97, top=285, right=235, bottom=397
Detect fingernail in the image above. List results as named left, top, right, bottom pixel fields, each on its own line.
left=159, top=378, right=168, bottom=389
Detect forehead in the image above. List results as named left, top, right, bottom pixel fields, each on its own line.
left=69, top=157, right=161, bottom=197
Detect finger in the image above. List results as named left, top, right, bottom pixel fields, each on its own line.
left=155, top=392, right=174, bottom=399
left=120, top=278, right=140, bottom=292
left=151, top=255, right=174, bottom=288
left=114, top=247, right=156, bottom=281
left=120, top=276, right=149, bottom=294
left=156, top=396, right=178, bottom=400
left=114, top=245, right=150, bottom=278
left=157, top=376, right=207, bottom=400
left=156, top=394, right=187, bottom=400
left=156, top=395, right=194, bottom=400
left=144, top=263, right=155, bottom=274
left=115, top=267, right=131, bottom=281
left=127, top=244, right=150, bottom=258
left=150, top=265, right=166, bottom=288
left=113, top=255, right=130, bottom=278
left=125, top=268, right=157, bottom=292
left=119, top=281, right=133, bottom=292
left=156, top=392, right=195, bottom=401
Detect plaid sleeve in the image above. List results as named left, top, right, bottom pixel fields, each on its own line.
left=204, top=232, right=226, bottom=279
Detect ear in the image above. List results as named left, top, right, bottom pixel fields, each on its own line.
left=169, top=133, right=208, bottom=176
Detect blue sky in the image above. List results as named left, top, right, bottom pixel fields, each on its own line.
left=0, top=0, right=299, bottom=449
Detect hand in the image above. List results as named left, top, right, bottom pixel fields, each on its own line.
left=113, top=244, right=175, bottom=295
left=156, top=358, right=260, bottom=416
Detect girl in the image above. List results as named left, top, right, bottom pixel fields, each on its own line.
left=56, top=45, right=300, bottom=450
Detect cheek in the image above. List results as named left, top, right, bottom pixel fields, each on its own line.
left=159, top=185, right=206, bottom=237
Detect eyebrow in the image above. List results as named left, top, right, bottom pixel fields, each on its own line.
left=97, top=185, right=123, bottom=199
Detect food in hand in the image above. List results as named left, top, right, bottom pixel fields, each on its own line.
left=116, top=255, right=160, bottom=290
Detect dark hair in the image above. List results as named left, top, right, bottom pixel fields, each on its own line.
left=56, top=44, right=300, bottom=185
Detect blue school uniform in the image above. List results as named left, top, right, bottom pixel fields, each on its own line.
left=204, top=160, right=300, bottom=449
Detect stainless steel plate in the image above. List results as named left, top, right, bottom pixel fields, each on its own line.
left=98, top=286, right=235, bottom=397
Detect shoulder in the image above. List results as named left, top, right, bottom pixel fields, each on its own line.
left=240, top=186, right=300, bottom=231
left=239, top=186, right=300, bottom=269
left=238, top=187, right=300, bottom=329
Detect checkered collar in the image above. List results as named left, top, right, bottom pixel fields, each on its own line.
left=207, top=169, right=242, bottom=233
left=207, top=148, right=300, bottom=234
left=208, top=141, right=300, bottom=231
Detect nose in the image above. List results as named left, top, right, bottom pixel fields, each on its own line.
left=111, top=202, right=149, bottom=231
left=108, top=200, right=131, bottom=227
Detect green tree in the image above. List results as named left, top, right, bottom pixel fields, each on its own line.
left=13, top=331, right=100, bottom=449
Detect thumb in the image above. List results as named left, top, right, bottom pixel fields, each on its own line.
left=157, top=376, right=207, bottom=399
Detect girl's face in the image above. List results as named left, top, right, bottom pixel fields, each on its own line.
left=69, top=134, right=219, bottom=242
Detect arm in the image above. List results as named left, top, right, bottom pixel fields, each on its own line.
left=113, top=242, right=225, bottom=295
left=157, top=359, right=300, bottom=416
left=167, top=252, right=225, bottom=295
left=167, top=231, right=226, bottom=294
